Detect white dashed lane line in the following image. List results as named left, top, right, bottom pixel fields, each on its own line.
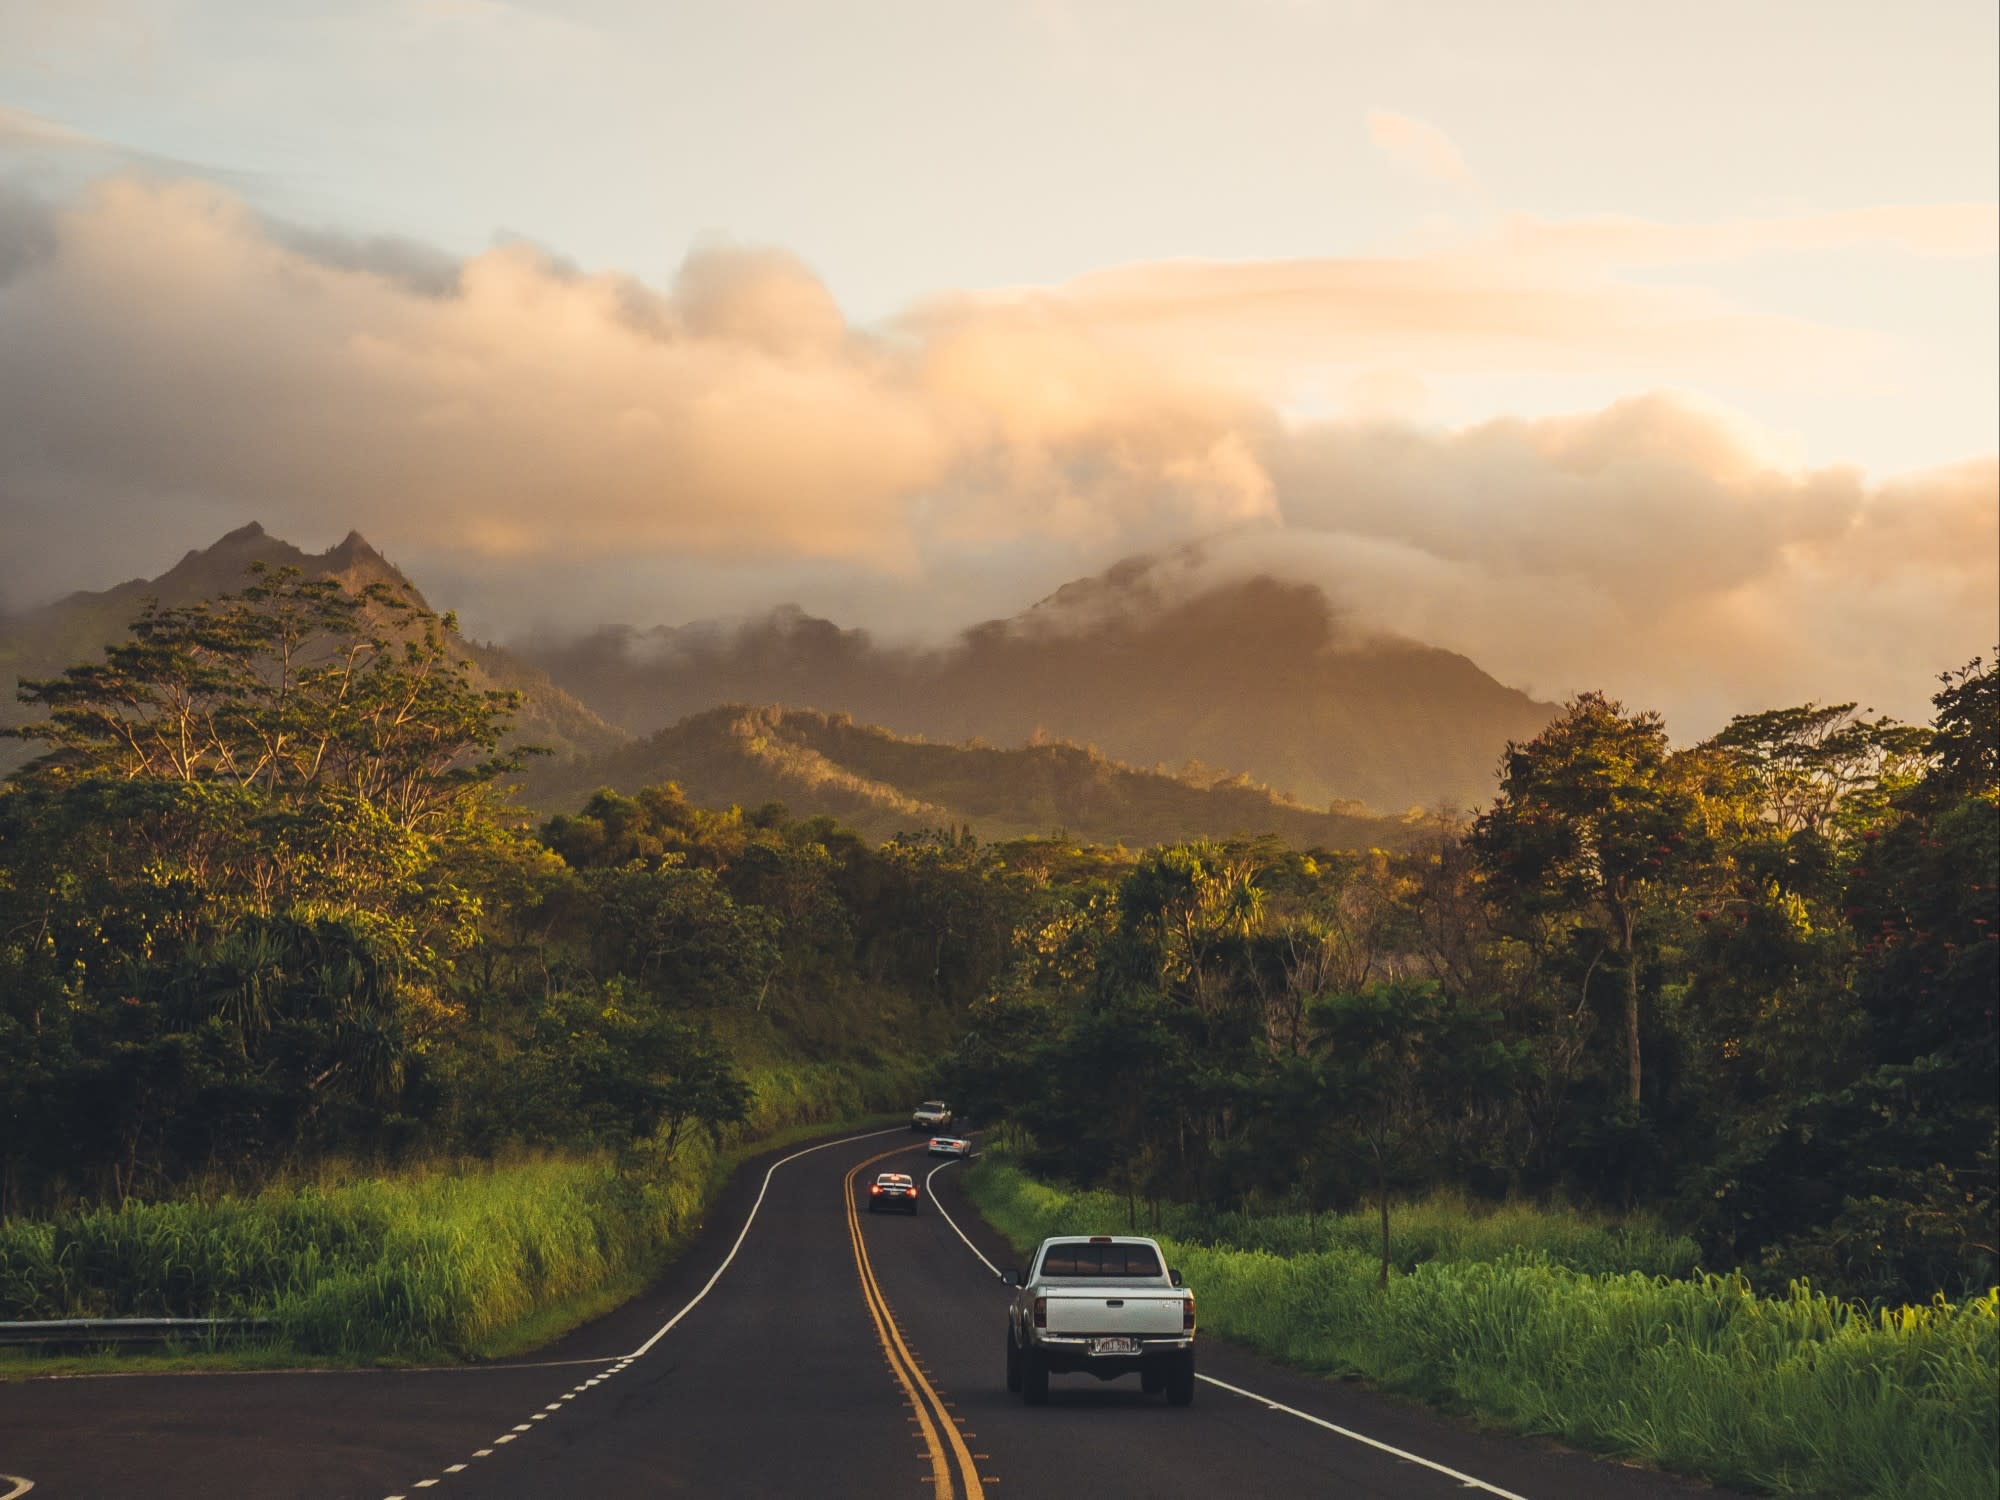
left=378, top=1125, right=907, bottom=1500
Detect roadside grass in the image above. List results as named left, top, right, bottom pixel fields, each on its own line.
left=0, top=1056, right=917, bottom=1372
left=964, top=1161, right=2000, bottom=1500
left=1025, top=1178, right=1700, bottom=1279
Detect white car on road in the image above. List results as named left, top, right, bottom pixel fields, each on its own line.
left=910, top=1100, right=953, bottom=1132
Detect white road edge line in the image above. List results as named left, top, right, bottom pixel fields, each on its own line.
left=0, top=1477, right=34, bottom=1500
left=923, top=1158, right=1000, bottom=1277
left=624, top=1124, right=907, bottom=1359
left=1195, top=1374, right=1532, bottom=1500
left=922, top=1156, right=1533, bottom=1500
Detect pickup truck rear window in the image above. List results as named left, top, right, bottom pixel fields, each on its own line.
left=1038, top=1243, right=1165, bottom=1278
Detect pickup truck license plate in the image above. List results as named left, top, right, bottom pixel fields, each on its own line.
left=1090, top=1337, right=1140, bottom=1355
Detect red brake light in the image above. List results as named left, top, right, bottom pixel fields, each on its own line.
left=910, top=1189, right=919, bottom=1199
left=1184, top=1293, right=1196, bottom=1332
left=869, top=1185, right=881, bottom=1194
left=1032, top=1296, right=1046, bottom=1329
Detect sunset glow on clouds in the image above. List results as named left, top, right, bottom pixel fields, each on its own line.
left=0, top=0, right=1994, bottom=735
left=0, top=170, right=1990, bottom=733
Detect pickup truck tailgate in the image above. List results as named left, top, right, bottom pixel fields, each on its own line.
left=1041, top=1288, right=1185, bottom=1337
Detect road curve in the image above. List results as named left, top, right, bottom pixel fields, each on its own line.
left=0, top=1129, right=1721, bottom=1498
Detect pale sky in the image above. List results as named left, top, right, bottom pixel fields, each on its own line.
left=0, top=0, right=1995, bottom=732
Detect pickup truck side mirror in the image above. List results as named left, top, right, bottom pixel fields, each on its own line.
left=1168, top=1268, right=1183, bottom=1286
left=1000, top=1269, right=1020, bottom=1286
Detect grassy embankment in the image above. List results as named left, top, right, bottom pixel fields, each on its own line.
left=963, top=1160, right=1999, bottom=1500
left=0, top=1051, right=922, bottom=1373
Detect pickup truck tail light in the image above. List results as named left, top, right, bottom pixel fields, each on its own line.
left=1032, top=1296, right=1046, bottom=1329
left=869, top=1185, right=881, bottom=1195
left=1183, top=1294, right=1196, bottom=1332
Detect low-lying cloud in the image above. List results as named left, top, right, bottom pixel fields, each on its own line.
left=0, top=174, right=1992, bottom=735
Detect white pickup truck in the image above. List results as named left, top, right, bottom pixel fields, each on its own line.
left=1002, top=1235, right=1196, bottom=1406
left=910, top=1100, right=953, bottom=1132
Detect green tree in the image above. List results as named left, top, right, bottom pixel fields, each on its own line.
left=1471, top=694, right=1701, bottom=1106
left=877, top=827, right=1014, bottom=1000
left=1107, top=841, right=1263, bottom=1015
left=10, top=566, right=521, bottom=827
left=1701, top=655, right=1999, bottom=1298
left=1308, top=979, right=1518, bottom=1287
left=577, top=863, right=779, bottom=1007
left=0, top=567, right=526, bottom=1199
left=499, top=984, right=751, bottom=1154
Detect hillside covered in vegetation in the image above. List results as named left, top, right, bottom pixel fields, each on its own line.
left=521, top=702, right=1430, bottom=849
left=0, top=522, right=627, bottom=779
left=521, top=554, right=1556, bottom=814
left=0, top=567, right=1019, bottom=1215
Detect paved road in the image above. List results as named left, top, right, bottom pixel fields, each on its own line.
left=0, top=1128, right=1719, bottom=1498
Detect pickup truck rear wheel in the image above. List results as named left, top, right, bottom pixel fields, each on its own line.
left=1021, top=1346, right=1050, bottom=1405
left=1005, top=1328, right=1022, bottom=1392
left=1165, top=1350, right=1196, bottom=1407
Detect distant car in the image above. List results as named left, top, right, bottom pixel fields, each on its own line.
left=927, top=1136, right=972, bottom=1158
left=867, top=1171, right=920, bottom=1214
left=911, top=1100, right=953, bottom=1132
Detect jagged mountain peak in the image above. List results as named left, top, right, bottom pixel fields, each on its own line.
left=1, top=524, right=628, bottom=775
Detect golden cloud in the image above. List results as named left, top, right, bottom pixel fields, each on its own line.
left=0, top=175, right=1992, bottom=733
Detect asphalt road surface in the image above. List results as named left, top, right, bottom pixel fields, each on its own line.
left=0, top=1127, right=1721, bottom=1499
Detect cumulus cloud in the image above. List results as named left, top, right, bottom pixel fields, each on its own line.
left=0, top=175, right=1992, bottom=735
left=0, top=179, right=1270, bottom=569
left=1248, top=402, right=1996, bottom=728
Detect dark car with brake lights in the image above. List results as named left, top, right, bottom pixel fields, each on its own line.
left=866, top=1171, right=920, bottom=1214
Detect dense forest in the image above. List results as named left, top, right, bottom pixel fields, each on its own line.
left=0, top=568, right=1022, bottom=1213
left=1, top=566, right=1993, bottom=1310
left=940, top=664, right=1998, bottom=1306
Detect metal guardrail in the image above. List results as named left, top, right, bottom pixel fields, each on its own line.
left=0, top=1316, right=274, bottom=1347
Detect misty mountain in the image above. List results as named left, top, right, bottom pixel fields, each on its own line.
left=0, top=522, right=627, bottom=776
left=520, top=703, right=1431, bottom=849
left=520, top=553, right=1557, bottom=814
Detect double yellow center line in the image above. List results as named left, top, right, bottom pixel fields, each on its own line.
left=843, top=1147, right=986, bottom=1500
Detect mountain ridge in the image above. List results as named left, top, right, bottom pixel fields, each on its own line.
left=520, top=702, right=1434, bottom=849
left=521, top=555, right=1555, bottom=814
left=0, top=524, right=628, bottom=774
left=5, top=525, right=1557, bottom=822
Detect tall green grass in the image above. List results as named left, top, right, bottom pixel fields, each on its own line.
left=0, top=1158, right=697, bottom=1357
left=1005, top=1176, right=1700, bottom=1278
left=0, top=1055, right=917, bottom=1361
left=966, top=1162, right=2000, bottom=1500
